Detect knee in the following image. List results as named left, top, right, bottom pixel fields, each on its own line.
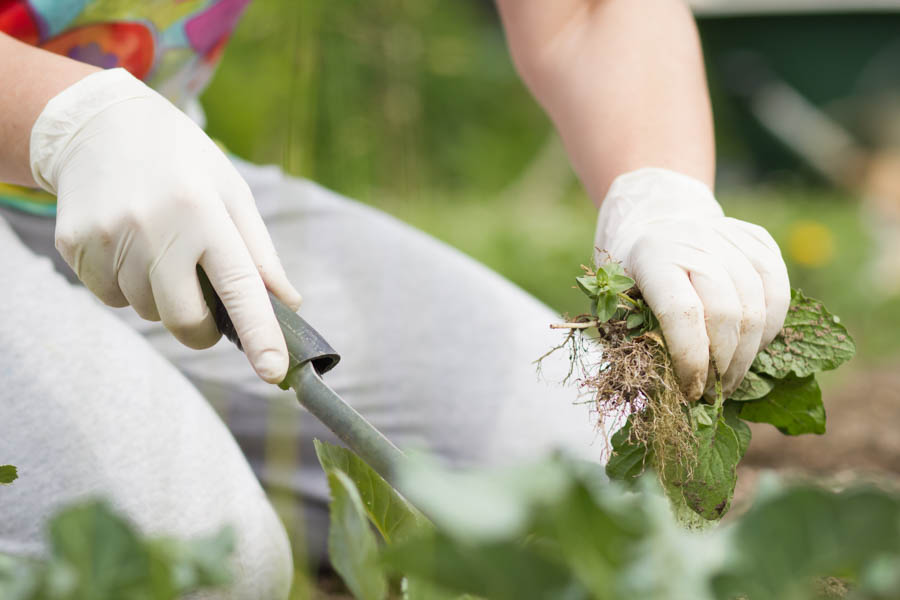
left=222, top=492, right=294, bottom=599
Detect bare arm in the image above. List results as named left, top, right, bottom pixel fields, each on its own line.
left=495, top=0, right=715, bottom=203
left=0, top=32, right=98, bottom=186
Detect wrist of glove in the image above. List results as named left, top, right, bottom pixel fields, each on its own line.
left=30, top=68, right=302, bottom=383
left=595, top=168, right=790, bottom=401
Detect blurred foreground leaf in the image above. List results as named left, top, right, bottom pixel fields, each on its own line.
left=326, top=470, right=388, bottom=600
left=314, top=440, right=428, bottom=544
left=0, top=500, right=233, bottom=600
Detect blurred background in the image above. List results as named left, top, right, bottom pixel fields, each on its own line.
left=201, top=0, right=900, bottom=525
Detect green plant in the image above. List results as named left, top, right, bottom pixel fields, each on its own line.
left=552, top=263, right=855, bottom=524
left=0, top=501, right=234, bottom=600
left=315, top=439, right=900, bottom=600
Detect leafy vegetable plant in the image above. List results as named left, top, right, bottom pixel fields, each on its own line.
left=316, top=440, right=900, bottom=600
left=0, top=501, right=234, bottom=600
left=552, top=262, right=856, bottom=524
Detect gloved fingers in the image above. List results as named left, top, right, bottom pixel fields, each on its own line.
left=710, top=235, right=767, bottom=396
left=218, top=172, right=303, bottom=312
left=683, top=257, right=742, bottom=396
left=116, top=237, right=161, bottom=322
left=55, top=222, right=129, bottom=308
left=726, top=219, right=791, bottom=348
left=629, top=247, right=709, bottom=401
left=149, top=241, right=221, bottom=350
left=118, top=267, right=161, bottom=322
left=199, top=213, right=289, bottom=384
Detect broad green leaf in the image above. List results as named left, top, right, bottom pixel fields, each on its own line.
left=739, top=375, right=825, bottom=435
left=722, top=402, right=752, bottom=458
left=383, top=532, right=586, bottom=600
left=42, top=500, right=233, bottom=599
left=666, top=416, right=741, bottom=521
left=538, top=472, right=653, bottom=597
left=0, top=465, right=16, bottom=485
left=751, top=289, right=856, bottom=379
left=605, top=419, right=648, bottom=484
left=152, top=527, right=234, bottom=593
left=574, top=276, right=599, bottom=299
left=691, top=404, right=715, bottom=427
left=729, top=371, right=775, bottom=402
left=396, top=455, right=570, bottom=542
left=595, top=293, right=619, bottom=323
left=608, top=273, right=635, bottom=294
left=625, top=313, right=644, bottom=330
left=715, top=485, right=900, bottom=599
left=326, top=470, right=388, bottom=600
left=600, top=262, right=628, bottom=279
left=404, top=576, right=480, bottom=600
left=0, top=554, right=40, bottom=600
left=47, top=500, right=163, bottom=598
left=314, top=440, right=428, bottom=544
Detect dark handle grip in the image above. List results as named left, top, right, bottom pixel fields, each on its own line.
left=199, top=268, right=340, bottom=377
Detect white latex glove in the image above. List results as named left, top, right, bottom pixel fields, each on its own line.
left=30, top=68, right=302, bottom=383
left=594, top=168, right=790, bottom=400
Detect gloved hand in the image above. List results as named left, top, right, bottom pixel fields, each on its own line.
left=594, top=168, right=790, bottom=400
left=30, top=68, right=302, bottom=383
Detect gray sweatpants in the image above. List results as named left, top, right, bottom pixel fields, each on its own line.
left=0, top=158, right=606, bottom=596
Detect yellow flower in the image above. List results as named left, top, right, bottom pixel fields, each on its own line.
left=787, top=220, right=835, bottom=268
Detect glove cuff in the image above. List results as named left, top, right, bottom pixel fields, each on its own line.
left=30, top=68, right=155, bottom=195
left=594, top=167, right=723, bottom=258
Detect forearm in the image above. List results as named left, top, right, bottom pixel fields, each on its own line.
left=496, top=0, right=715, bottom=203
left=0, top=32, right=98, bottom=186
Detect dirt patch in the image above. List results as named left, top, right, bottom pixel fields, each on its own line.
left=734, top=366, right=900, bottom=510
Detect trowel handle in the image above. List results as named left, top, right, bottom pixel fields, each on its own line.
left=199, top=267, right=341, bottom=377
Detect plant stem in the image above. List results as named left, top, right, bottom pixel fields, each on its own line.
left=550, top=321, right=599, bottom=330
left=618, top=293, right=641, bottom=310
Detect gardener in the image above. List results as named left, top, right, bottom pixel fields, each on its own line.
left=0, top=0, right=789, bottom=596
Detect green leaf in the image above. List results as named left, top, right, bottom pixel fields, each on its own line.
left=47, top=500, right=164, bottom=597
left=383, top=532, right=585, bottom=600
left=595, top=293, right=619, bottom=323
left=607, top=274, right=635, bottom=295
left=715, top=484, right=900, bottom=599
left=396, top=455, right=571, bottom=542
left=605, top=419, right=649, bottom=484
left=599, top=262, right=628, bottom=279
left=691, top=404, right=715, bottom=427
left=315, top=440, right=429, bottom=544
left=722, top=402, right=752, bottom=458
left=666, top=415, right=741, bottom=521
left=739, top=375, right=825, bottom=435
left=729, top=371, right=776, bottom=402
left=0, top=465, right=16, bottom=485
left=40, top=500, right=233, bottom=599
left=751, top=289, right=856, bottom=379
left=574, top=276, right=599, bottom=299
left=625, top=313, right=644, bottom=330
left=152, top=527, right=235, bottom=594
left=326, top=470, right=388, bottom=600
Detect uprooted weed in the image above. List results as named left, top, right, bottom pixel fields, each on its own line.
left=538, top=306, right=697, bottom=478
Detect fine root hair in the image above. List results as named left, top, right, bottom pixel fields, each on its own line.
left=538, top=317, right=697, bottom=477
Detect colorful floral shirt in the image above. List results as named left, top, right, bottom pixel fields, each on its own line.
left=0, top=0, right=251, bottom=215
